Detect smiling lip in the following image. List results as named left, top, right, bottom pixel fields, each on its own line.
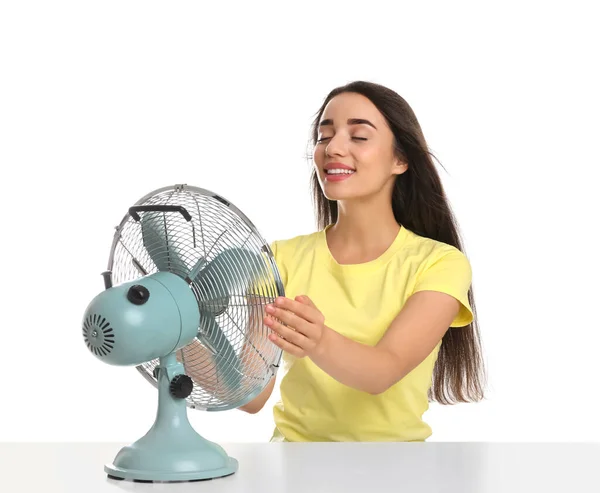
left=325, top=172, right=353, bottom=182
left=324, top=162, right=355, bottom=171
left=323, top=162, right=355, bottom=182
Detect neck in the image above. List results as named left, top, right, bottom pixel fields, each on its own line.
left=328, top=192, right=400, bottom=254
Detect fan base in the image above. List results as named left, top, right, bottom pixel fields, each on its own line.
left=105, top=458, right=238, bottom=482
left=104, top=353, right=239, bottom=482
left=104, top=433, right=238, bottom=482
left=107, top=473, right=234, bottom=483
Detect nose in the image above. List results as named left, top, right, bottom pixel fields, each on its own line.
left=325, top=134, right=347, bottom=157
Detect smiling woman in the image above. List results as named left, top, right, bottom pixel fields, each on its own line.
left=314, top=95, right=408, bottom=205
left=237, top=81, right=486, bottom=443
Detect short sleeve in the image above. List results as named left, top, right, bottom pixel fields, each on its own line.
left=412, top=248, right=473, bottom=327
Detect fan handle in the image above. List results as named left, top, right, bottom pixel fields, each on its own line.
left=128, top=205, right=192, bottom=222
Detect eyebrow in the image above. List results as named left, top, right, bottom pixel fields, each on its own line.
left=319, top=118, right=377, bottom=130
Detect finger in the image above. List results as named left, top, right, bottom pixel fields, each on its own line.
left=264, top=316, right=309, bottom=348
left=267, top=305, right=313, bottom=338
left=296, top=295, right=313, bottom=306
left=275, top=297, right=320, bottom=324
left=268, top=331, right=305, bottom=357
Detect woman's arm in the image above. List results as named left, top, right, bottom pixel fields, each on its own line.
left=266, top=291, right=460, bottom=395
left=310, top=290, right=460, bottom=394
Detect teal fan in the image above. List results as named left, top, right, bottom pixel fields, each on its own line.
left=81, top=184, right=284, bottom=483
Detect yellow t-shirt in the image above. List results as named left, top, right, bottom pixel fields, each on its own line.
left=268, top=224, right=473, bottom=442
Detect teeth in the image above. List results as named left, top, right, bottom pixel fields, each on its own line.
left=326, top=169, right=355, bottom=175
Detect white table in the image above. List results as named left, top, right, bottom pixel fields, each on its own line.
left=0, top=442, right=598, bottom=492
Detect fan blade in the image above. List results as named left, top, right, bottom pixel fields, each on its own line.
left=197, top=314, right=242, bottom=391
left=140, top=211, right=190, bottom=274
left=194, top=247, right=265, bottom=309
left=139, top=217, right=263, bottom=395
left=191, top=248, right=267, bottom=395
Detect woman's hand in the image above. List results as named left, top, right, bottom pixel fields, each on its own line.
left=264, top=295, right=329, bottom=358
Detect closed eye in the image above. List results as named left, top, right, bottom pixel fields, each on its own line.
left=316, top=137, right=367, bottom=143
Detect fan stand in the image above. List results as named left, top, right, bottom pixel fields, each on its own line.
left=104, top=352, right=238, bottom=482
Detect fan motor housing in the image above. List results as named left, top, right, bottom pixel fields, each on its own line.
left=82, top=272, right=200, bottom=366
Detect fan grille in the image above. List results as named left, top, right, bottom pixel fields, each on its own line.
left=83, top=313, right=115, bottom=357
left=107, top=184, right=283, bottom=411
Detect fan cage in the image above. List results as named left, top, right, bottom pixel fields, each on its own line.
left=106, top=184, right=284, bottom=411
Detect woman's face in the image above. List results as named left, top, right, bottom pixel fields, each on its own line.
left=313, top=92, right=407, bottom=202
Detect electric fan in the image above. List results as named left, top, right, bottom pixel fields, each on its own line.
left=81, top=184, right=284, bottom=482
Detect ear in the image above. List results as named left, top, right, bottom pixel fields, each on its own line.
left=393, top=158, right=408, bottom=175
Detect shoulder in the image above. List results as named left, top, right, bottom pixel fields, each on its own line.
left=268, top=229, right=321, bottom=285
left=403, top=228, right=471, bottom=275
left=403, top=229, right=473, bottom=327
left=270, top=229, right=320, bottom=263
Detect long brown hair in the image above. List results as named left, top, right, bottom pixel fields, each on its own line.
left=308, top=81, right=486, bottom=404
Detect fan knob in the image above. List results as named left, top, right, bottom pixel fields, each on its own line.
left=127, top=284, right=150, bottom=305
left=169, top=374, right=193, bottom=399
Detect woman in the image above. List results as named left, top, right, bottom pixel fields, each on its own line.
left=244, top=80, right=486, bottom=442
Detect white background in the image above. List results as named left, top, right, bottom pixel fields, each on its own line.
left=1, top=1, right=598, bottom=444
